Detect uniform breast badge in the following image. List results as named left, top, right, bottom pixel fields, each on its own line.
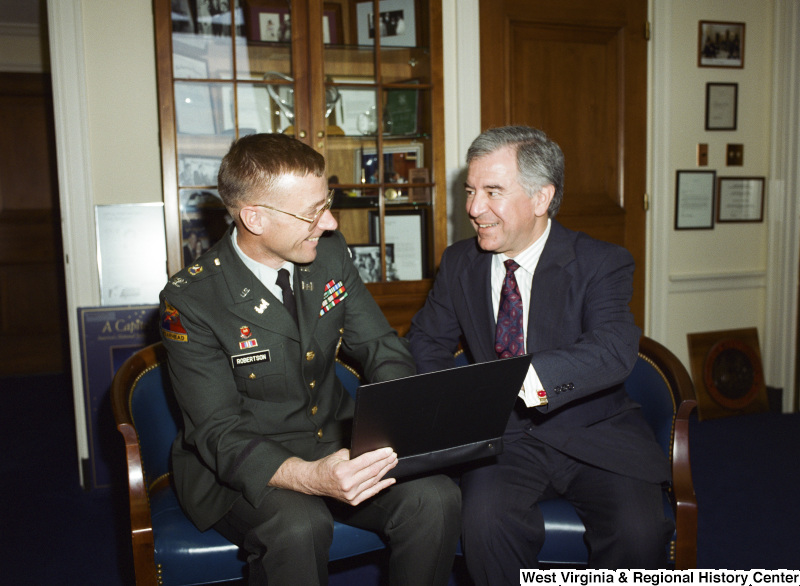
left=319, top=280, right=347, bottom=316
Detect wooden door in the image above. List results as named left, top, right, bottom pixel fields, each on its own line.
left=479, top=0, right=648, bottom=326
left=0, top=73, right=66, bottom=375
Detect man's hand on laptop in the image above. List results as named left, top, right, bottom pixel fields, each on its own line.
left=269, top=447, right=398, bottom=505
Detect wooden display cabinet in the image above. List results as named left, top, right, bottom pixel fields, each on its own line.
left=154, top=0, right=445, bottom=334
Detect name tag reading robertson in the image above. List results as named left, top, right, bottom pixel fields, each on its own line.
left=231, top=350, right=271, bottom=369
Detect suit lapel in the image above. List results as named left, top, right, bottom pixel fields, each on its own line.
left=527, top=221, right=575, bottom=353
left=459, top=245, right=496, bottom=361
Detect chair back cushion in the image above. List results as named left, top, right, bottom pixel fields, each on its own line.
left=623, top=355, right=677, bottom=458
left=129, top=362, right=180, bottom=486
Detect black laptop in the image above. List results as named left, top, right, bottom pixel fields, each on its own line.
left=350, top=354, right=531, bottom=478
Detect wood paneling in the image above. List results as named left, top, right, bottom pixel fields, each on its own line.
left=0, top=73, right=66, bottom=375
left=479, top=0, right=648, bottom=327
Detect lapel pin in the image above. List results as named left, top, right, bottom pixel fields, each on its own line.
left=254, top=298, right=269, bottom=314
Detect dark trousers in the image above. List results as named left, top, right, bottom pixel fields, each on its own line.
left=460, top=434, right=673, bottom=585
left=214, top=474, right=461, bottom=586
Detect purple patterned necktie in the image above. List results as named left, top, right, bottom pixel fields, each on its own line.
left=495, top=260, right=525, bottom=359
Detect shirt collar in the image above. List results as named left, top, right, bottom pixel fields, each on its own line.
left=230, top=226, right=294, bottom=289
left=495, top=218, right=552, bottom=275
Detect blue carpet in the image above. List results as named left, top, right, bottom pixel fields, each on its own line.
left=690, top=410, right=800, bottom=570
left=2, top=372, right=798, bottom=584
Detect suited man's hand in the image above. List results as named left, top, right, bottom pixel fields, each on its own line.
left=269, top=448, right=398, bottom=505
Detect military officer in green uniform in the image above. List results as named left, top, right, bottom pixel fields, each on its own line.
left=159, top=133, right=461, bottom=585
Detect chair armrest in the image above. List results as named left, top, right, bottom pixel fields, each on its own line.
left=671, top=399, right=698, bottom=570
left=118, top=422, right=158, bottom=585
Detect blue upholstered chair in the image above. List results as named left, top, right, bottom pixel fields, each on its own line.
left=452, top=335, right=699, bottom=569
left=111, top=342, right=386, bottom=586
left=112, top=336, right=698, bottom=584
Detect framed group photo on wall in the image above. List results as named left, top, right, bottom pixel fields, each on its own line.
left=698, top=20, right=745, bottom=68
left=675, top=170, right=716, bottom=230
left=716, top=177, right=765, bottom=223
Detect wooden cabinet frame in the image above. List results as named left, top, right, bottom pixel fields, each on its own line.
left=153, top=0, right=445, bottom=334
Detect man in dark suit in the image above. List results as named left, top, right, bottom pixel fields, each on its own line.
left=160, top=133, right=460, bottom=585
left=407, top=126, right=672, bottom=581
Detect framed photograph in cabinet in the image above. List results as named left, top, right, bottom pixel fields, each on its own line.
left=705, top=83, right=738, bottom=131
left=356, top=0, right=417, bottom=47
left=322, top=3, right=343, bottom=44
left=675, top=170, right=716, bottom=230
left=178, top=154, right=223, bottom=187
left=369, top=209, right=426, bottom=281
left=348, top=243, right=397, bottom=282
left=408, top=167, right=430, bottom=203
left=179, top=189, right=232, bottom=266
left=385, top=83, right=420, bottom=135
left=356, top=143, right=423, bottom=192
left=716, top=177, right=765, bottom=223
left=245, top=1, right=291, bottom=43
left=698, top=21, right=745, bottom=68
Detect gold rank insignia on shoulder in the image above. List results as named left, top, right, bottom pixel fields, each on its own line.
left=214, top=258, right=221, bottom=266
left=188, top=264, right=203, bottom=276
left=170, top=276, right=187, bottom=288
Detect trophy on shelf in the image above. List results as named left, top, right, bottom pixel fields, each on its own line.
left=263, top=72, right=343, bottom=135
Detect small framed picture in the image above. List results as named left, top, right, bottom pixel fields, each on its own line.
left=698, top=21, right=745, bottom=68
left=348, top=243, right=397, bottom=282
left=356, top=0, right=416, bottom=47
left=245, top=2, right=292, bottom=43
left=322, top=3, right=343, bottom=44
left=355, top=143, right=423, bottom=195
left=716, top=177, right=765, bottom=223
left=705, top=83, right=738, bottom=131
left=675, top=170, right=716, bottom=230
left=178, top=154, right=223, bottom=187
left=408, top=167, right=430, bottom=203
left=369, top=209, right=427, bottom=280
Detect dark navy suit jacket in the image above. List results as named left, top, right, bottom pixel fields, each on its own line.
left=407, top=220, right=669, bottom=484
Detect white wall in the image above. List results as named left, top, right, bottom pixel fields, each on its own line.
left=650, top=0, right=773, bottom=365
left=81, top=2, right=161, bottom=205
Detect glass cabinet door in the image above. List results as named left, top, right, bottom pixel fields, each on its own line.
left=157, top=0, right=445, bottom=329
left=315, top=0, right=435, bottom=284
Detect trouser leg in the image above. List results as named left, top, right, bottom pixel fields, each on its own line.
left=460, top=438, right=554, bottom=586
left=213, top=489, right=334, bottom=586
left=565, top=466, right=674, bottom=569
left=331, top=474, right=462, bottom=586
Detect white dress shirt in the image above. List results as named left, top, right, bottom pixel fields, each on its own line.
left=230, top=227, right=295, bottom=304
left=490, top=219, right=552, bottom=407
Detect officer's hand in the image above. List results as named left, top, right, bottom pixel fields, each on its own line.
left=314, top=447, right=397, bottom=505
left=270, top=447, right=397, bottom=506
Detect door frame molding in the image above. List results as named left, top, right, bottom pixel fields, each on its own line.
left=764, top=0, right=800, bottom=411
left=47, top=0, right=99, bottom=484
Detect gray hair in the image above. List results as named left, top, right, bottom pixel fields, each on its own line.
left=466, top=125, right=564, bottom=217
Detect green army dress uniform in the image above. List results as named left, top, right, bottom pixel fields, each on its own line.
left=160, top=227, right=415, bottom=532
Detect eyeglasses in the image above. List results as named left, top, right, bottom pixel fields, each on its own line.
left=255, top=189, right=335, bottom=232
